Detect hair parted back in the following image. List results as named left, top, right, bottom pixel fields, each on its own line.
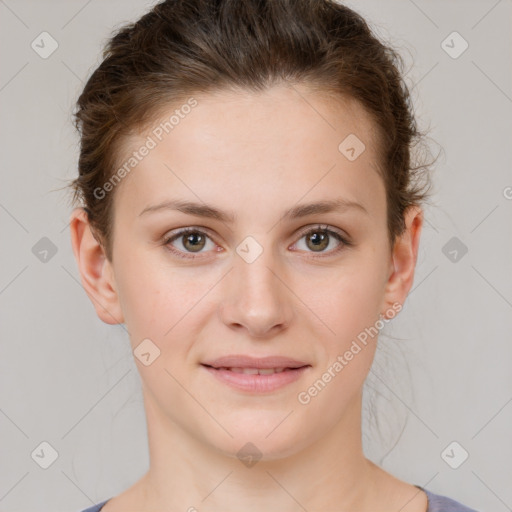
left=70, top=0, right=433, bottom=261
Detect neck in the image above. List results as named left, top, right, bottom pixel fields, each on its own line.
left=138, top=388, right=378, bottom=511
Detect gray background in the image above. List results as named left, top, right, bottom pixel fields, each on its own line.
left=0, top=0, right=511, bottom=511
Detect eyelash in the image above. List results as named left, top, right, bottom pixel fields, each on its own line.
left=162, top=225, right=352, bottom=261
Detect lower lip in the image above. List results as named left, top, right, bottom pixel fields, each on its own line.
left=201, top=365, right=310, bottom=393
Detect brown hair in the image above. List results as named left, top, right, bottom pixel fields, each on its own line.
left=70, top=0, right=434, bottom=261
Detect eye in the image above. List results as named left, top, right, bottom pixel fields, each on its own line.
left=162, top=224, right=351, bottom=260
left=291, top=224, right=351, bottom=257
left=163, top=227, right=218, bottom=259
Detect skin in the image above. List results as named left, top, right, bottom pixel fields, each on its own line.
left=70, top=83, right=425, bottom=511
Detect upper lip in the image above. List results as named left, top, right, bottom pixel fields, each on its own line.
left=201, top=355, right=310, bottom=369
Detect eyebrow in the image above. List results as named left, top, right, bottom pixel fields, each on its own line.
left=138, top=197, right=368, bottom=222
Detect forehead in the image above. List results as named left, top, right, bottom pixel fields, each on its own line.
left=113, top=84, right=385, bottom=220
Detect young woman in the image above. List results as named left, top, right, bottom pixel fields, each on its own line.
left=69, top=0, right=478, bottom=510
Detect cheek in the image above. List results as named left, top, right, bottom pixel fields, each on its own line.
left=113, top=251, right=174, bottom=338
left=114, top=250, right=215, bottom=346
left=295, top=266, right=384, bottom=415
left=312, top=257, right=387, bottom=343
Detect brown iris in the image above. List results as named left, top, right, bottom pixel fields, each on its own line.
left=182, top=231, right=206, bottom=252
left=306, top=230, right=330, bottom=252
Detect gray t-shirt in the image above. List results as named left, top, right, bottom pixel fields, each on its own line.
left=77, top=486, right=479, bottom=511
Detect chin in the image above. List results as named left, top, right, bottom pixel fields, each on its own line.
left=203, top=413, right=313, bottom=463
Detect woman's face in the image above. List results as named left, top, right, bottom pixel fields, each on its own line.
left=93, top=84, right=414, bottom=459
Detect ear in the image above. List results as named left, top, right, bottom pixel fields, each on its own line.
left=69, top=207, right=124, bottom=325
left=380, top=205, right=423, bottom=318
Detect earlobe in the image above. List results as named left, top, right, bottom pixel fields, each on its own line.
left=380, top=206, right=423, bottom=317
left=69, top=207, right=124, bottom=325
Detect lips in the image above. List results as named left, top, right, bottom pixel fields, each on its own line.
left=200, top=355, right=311, bottom=393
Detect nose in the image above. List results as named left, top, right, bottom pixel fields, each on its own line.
left=219, top=246, right=294, bottom=339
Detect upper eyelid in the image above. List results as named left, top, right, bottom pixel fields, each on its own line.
left=164, top=226, right=217, bottom=243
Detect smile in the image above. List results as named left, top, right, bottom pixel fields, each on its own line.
left=201, top=364, right=310, bottom=393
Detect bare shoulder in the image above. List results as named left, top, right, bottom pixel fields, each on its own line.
left=391, top=481, right=428, bottom=512
left=100, top=477, right=149, bottom=512
left=367, top=461, right=428, bottom=512
left=100, top=493, right=141, bottom=512
left=100, top=494, right=130, bottom=512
